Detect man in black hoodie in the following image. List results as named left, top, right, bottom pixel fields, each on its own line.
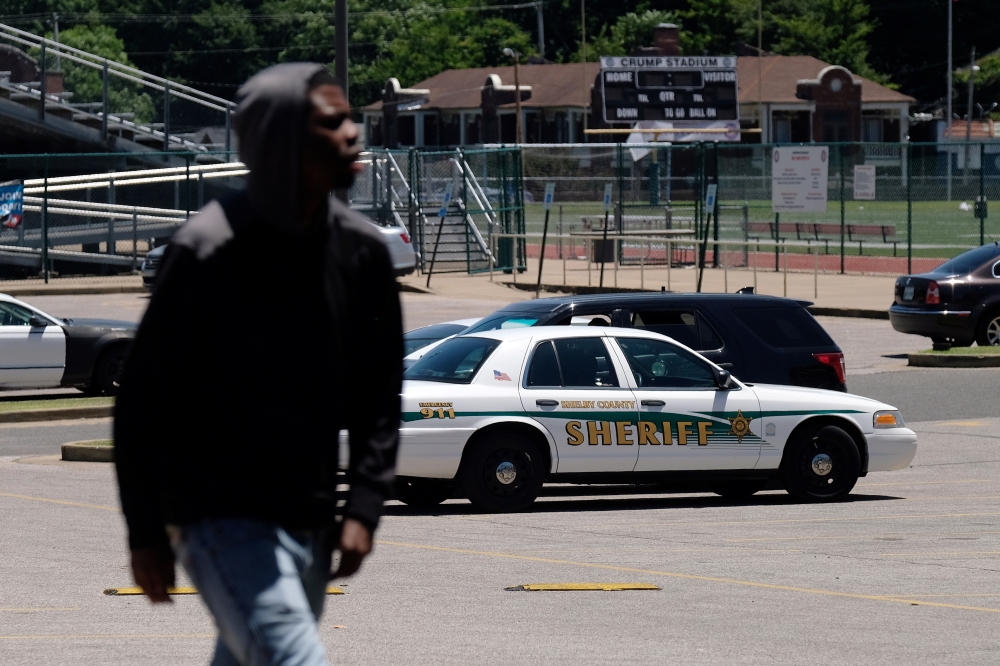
left=114, top=63, right=402, bottom=665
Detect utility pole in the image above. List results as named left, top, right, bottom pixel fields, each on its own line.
left=52, top=12, right=60, bottom=71
left=535, top=1, right=544, bottom=60
left=335, top=0, right=348, bottom=203
left=757, top=0, right=763, bottom=140
left=946, top=0, right=953, bottom=201
left=503, top=48, right=523, bottom=143
left=581, top=0, right=587, bottom=135
left=964, top=46, right=976, bottom=183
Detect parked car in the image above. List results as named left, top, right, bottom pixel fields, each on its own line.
left=460, top=292, right=848, bottom=391
left=404, top=318, right=481, bottom=357
left=889, top=242, right=1000, bottom=347
left=0, top=293, right=135, bottom=394
left=141, top=244, right=167, bottom=288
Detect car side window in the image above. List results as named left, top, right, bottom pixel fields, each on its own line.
left=525, top=337, right=620, bottom=388
left=0, top=302, right=34, bottom=326
left=615, top=337, right=717, bottom=389
left=631, top=309, right=723, bottom=351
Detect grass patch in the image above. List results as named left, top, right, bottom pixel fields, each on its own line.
left=922, top=346, right=1000, bottom=355
left=72, top=439, right=113, bottom=447
left=0, top=396, right=113, bottom=413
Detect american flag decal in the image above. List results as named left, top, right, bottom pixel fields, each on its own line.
left=493, top=370, right=511, bottom=381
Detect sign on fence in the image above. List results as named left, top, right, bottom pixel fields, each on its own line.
left=705, top=183, right=718, bottom=210
left=543, top=182, right=555, bottom=210
left=603, top=183, right=613, bottom=212
left=853, top=165, right=876, bottom=201
left=438, top=183, right=453, bottom=218
left=0, top=180, right=23, bottom=229
left=772, top=147, right=828, bottom=213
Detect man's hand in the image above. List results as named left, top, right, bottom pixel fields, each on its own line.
left=131, top=547, right=176, bottom=603
left=332, top=518, right=373, bottom=579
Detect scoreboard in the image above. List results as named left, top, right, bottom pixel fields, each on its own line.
left=600, top=56, right=739, bottom=125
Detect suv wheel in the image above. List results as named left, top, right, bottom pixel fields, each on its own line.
left=780, top=424, right=860, bottom=502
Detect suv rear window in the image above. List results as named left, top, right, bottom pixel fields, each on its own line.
left=734, top=307, right=834, bottom=348
left=631, top=310, right=723, bottom=351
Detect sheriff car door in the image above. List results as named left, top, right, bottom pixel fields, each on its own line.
left=520, top=334, right=639, bottom=474
left=611, top=336, right=761, bottom=472
left=0, top=301, right=65, bottom=388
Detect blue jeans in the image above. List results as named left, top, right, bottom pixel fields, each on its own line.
left=171, top=519, right=332, bottom=666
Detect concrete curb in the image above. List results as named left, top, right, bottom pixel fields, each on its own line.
left=62, top=441, right=114, bottom=462
left=0, top=285, right=148, bottom=296
left=0, top=405, right=114, bottom=423
left=500, top=282, right=890, bottom=319
left=908, top=353, right=1000, bottom=368
left=398, top=282, right=432, bottom=294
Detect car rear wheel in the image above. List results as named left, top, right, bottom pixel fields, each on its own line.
left=393, top=478, right=451, bottom=507
left=780, top=424, right=860, bottom=502
left=975, top=309, right=1000, bottom=347
left=459, top=431, right=545, bottom=512
left=90, top=344, right=129, bottom=396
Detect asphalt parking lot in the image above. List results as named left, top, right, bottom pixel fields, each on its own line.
left=1, top=292, right=998, bottom=664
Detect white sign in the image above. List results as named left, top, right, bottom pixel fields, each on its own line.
left=603, top=183, right=613, bottom=212
left=543, top=182, right=555, bottom=210
left=771, top=147, right=829, bottom=213
left=853, top=165, right=876, bottom=201
left=705, top=184, right=718, bottom=210
left=601, top=56, right=736, bottom=70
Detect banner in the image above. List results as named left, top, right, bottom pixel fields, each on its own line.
left=771, top=147, right=828, bottom=213
left=0, top=180, right=23, bottom=229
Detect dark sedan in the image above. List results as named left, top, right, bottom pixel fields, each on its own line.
left=462, top=291, right=848, bottom=391
left=889, top=242, right=1000, bottom=347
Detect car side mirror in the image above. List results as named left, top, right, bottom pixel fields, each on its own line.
left=28, top=315, right=48, bottom=328
left=714, top=367, right=733, bottom=390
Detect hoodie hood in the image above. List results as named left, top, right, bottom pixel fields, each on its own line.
left=234, top=62, right=328, bottom=227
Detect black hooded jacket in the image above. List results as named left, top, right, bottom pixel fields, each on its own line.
left=114, top=63, right=402, bottom=552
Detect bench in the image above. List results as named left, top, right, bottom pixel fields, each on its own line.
left=744, top=221, right=898, bottom=255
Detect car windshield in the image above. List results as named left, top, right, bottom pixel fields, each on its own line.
left=403, top=337, right=501, bottom=384
left=932, top=244, right=1000, bottom=276
left=403, top=323, right=469, bottom=356
left=463, top=314, right=540, bottom=333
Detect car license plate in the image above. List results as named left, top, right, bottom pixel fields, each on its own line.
left=903, top=286, right=914, bottom=301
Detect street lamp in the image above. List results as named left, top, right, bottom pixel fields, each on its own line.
left=503, top=47, right=523, bottom=144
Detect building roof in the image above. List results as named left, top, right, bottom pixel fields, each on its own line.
left=362, top=55, right=913, bottom=113
left=737, top=55, right=914, bottom=105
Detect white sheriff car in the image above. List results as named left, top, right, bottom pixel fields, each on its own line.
left=397, top=326, right=917, bottom=511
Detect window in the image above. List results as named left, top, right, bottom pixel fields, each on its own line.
left=862, top=117, right=883, bottom=143
left=423, top=114, right=439, bottom=146
left=773, top=118, right=791, bottom=143
left=403, top=337, right=500, bottom=384
left=0, top=302, right=34, bottom=326
left=616, top=337, right=717, bottom=389
left=933, top=244, right=1000, bottom=277
left=398, top=115, right=416, bottom=146
left=631, top=310, right=723, bottom=351
left=403, top=323, right=469, bottom=356
left=524, top=337, right=619, bottom=388
left=464, top=314, right=539, bottom=333
left=734, top=307, right=835, bottom=348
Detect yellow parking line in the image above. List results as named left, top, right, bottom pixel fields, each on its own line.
left=879, top=551, right=1000, bottom=557
left=631, top=511, right=1000, bottom=528
left=377, top=539, right=1000, bottom=615
left=0, top=492, right=117, bottom=512
left=507, top=583, right=660, bottom=591
left=0, top=608, right=78, bottom=613
left=0, top=633, right=215, bottom=640
left=727, top=530, right=1000, bottom=542
left=104, top=586, right=346, bottom=596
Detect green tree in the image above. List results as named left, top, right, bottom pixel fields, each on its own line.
left=954, top=54, right=1000, bottom=119
left=578, top=10, right=676, bottom=60
left=49, top=23, right=156, bottom=123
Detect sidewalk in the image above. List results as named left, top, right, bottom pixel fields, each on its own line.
left=402, top=257, right=898, bottom=314
left=0, top=275, right=145, bottom=296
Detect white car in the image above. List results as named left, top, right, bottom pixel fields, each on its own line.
left=397, top=326, right=917, bottom=511
left=374, top=223, right=417, bottom=276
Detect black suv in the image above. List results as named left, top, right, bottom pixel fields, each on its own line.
left=463, top=292, right=847, bottom=391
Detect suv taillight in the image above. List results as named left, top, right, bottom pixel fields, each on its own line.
left=813, top=352, right=846, bottom=385
left=400, top=232, right=411, bottom=244
left=925, top=280, right=940, bottom=304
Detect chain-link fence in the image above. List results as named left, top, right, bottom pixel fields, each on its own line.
left=515, top=142, right=1000, bottom=279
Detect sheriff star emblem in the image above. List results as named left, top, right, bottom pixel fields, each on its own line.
left=727, top=409, right=753, bottom=443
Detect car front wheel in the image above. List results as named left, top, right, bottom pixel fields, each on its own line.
left=780, top=424, right=860, bottom=502
left=90, top=344, right=129, bottom=396
left=459, top=431, right=545, bottom=512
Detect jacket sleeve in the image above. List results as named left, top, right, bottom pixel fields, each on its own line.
left=113, top=246, right=196, bottom=552
left=342, top=238, right=403, bottom=532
